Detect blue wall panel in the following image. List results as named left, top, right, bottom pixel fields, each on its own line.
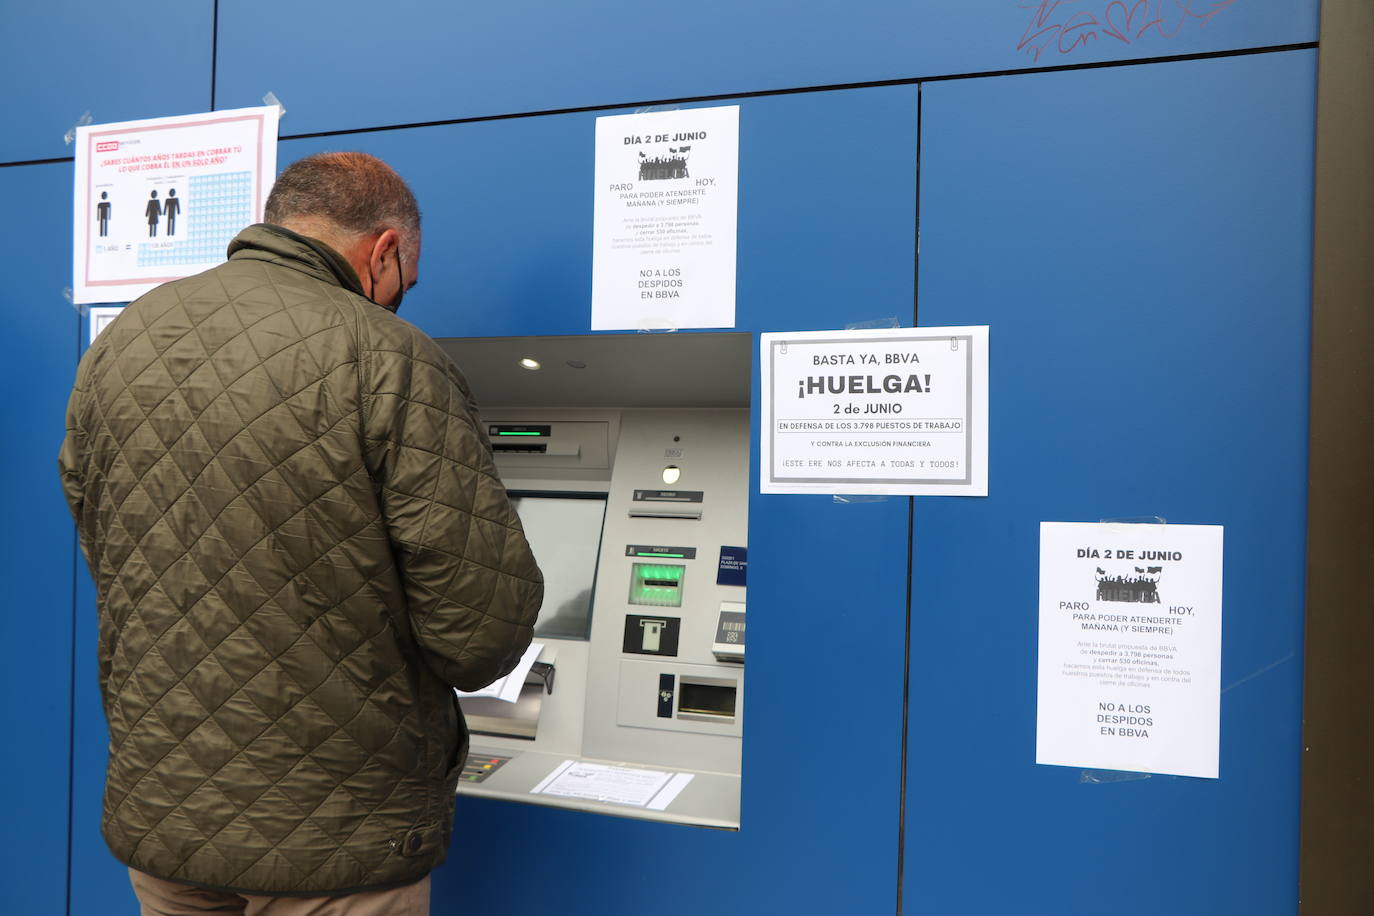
left=0, top=0, right=213, bottom=164
left=70, top=562, right=131, bottom=914
left=1, top=0, right=1320, bottom=910
left=213, top=0, right=1316, bottom=138
left=905, top=50, right=1314, bottom=915
left=0, top=162, right=79, bottom=915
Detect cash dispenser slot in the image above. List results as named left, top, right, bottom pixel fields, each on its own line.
left=461, top=656, right=557, bottom=741
left=676, top=679, right=737, bottom=721
left=462, top=685, right=544, bottom=740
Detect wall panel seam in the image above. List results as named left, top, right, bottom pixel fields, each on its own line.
left=0, top=41, right=1320, bottom=169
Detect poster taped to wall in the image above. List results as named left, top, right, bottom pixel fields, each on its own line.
left=760, top=326, right=988, bottom=496
left=72, top=106, right=279, bottom=304
left=1036, top=521, right=1224, bottom=779
left=87, top=306, right=124, bottom=345
left=592, top=105, right=739, bottom=331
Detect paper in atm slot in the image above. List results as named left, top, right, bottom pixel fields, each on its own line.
left=457, top=643, right=545, bottom=703
left=456, top=644, right=550, bottom=740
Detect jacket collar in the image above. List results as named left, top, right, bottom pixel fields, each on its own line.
left=227, top=223, right=367, bottom=297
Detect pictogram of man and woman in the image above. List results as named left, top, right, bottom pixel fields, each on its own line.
left=96, top=188, right=181, bottom=237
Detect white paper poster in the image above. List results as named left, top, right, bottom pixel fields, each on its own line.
left=73, top=106, right=280, bottom=304
left=531, top=760, right=693, bottom=811
left=88, top=306, right=124, bottom=344
left=1036, top=522, right=1224, bottom=779
left=759, top=326, right=989, bottom=496
left=592, top=105, right=738, bottom=331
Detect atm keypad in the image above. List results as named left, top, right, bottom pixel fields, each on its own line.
left=461, top=755, right=511, bottom=783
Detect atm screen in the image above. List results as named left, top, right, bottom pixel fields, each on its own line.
left=508, top=493, right=607, bottom=640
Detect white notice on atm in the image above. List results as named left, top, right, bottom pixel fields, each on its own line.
left=531, top=760, right=694, bottom=810
left=1036, top=522, right=1224, bottom=778
left=760, top=326, right=988, bottom=496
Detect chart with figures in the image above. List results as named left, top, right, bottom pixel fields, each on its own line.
left=137, top=171, right=253, bottom=268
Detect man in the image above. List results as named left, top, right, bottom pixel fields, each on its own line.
left=59, top=152, right=544, bottom=914
left=163, top=187, right=180, bottom=236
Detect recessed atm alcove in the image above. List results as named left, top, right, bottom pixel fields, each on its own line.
left=437, top=332, right=751, bottom=829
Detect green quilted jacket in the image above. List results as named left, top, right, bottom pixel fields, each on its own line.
left=58, top=224, right=543, bottom=895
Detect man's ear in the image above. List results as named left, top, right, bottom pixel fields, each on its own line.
left=368, top=229, right=402, bottom=277
left=336, top=231, right=379, bottom=297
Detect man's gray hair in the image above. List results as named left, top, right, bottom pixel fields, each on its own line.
left=265, top=152, right=421, bottom=243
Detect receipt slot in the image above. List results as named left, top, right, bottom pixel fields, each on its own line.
left=437, top=332, right=751, bottom=829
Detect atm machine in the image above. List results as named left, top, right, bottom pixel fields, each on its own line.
left=436, top=333, right=751, bottom=829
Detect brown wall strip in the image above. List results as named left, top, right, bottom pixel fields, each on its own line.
left=1301, top=1, right=1374, bottom=912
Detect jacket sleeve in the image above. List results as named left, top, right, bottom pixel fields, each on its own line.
left=58, top=378, right=113, bottom=702
left=361, top=326, right=544, bottom=691
left=58, top=391, right=96, bottom=604
left=58, top=381, right=88, bottom=536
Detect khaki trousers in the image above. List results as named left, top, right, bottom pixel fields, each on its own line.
left=129, top=868, right=430, bottom=916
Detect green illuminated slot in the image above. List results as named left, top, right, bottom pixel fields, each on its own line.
left=497, top=431, right=542, bottom=436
